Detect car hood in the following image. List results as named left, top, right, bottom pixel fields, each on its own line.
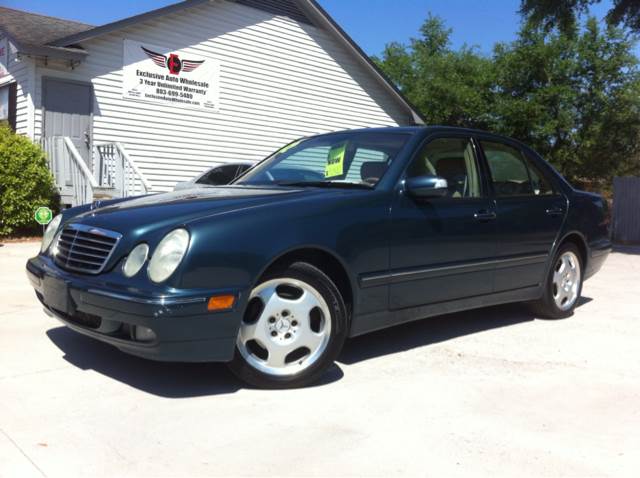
left=68, top=186, right=327, bottom=234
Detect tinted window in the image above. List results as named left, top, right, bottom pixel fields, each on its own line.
left=237, top=132, right=410, bottom=187
left=407, top=137, right=482, bottom=198
left=482, top=141, right=553, bottom=197
left=197, top=165, right=240, bottom=185
left=272, top=146, right=331, bottom=182
left=526, top=159, right=554, bottom=196
left=236, top=164, right=252, bottom=177
left=345, top=148, right=388, bottom=183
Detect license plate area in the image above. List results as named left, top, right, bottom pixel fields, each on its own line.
left=42, top=276, right=73, bottom=315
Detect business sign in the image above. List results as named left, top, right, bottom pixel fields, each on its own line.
left=0, top=37, right=9, bottom=79
left=122, top=39, right=219, bottom=111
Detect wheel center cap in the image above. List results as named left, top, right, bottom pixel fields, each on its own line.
left=275, top=318, right=291, bottom=333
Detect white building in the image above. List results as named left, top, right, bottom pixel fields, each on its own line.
left=0, top=0, right=423, bottom=206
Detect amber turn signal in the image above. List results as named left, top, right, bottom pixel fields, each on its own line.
left=207, top=294, right=236, bottom=311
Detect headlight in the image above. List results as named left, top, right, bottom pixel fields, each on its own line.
left=147, top=228, right=190, bottom=283
left=41, top=214, right=62, bottom=253
left=122, top=243, right=149, bottom=278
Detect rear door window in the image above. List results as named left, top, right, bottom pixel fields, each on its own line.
left=526, top=159, right=555, bottom=196
left=481, top=141, right=553, bottom=197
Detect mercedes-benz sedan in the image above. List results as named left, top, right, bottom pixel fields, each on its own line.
left=27, top=127, right=611, bottom=388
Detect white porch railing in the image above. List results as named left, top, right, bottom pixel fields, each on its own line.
left=95, top=142, right=152, bottom=198
left=42, top=137, right=152, bottom=207
left=41, top=136, right=98, bottom=207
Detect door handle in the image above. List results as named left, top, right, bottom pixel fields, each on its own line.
left=474, top=210, right=497, bottom=222
left=545, top=206, right=564, bottom=217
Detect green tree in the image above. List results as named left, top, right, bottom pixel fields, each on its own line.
left=375, top=13, right=640, bottom=186
left=374, top=15, right=494, bottom=129
left=520, top=0, right=640, bottom=33
left=492, top=18, right=640, bottom=183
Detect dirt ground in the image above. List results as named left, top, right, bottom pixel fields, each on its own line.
left=1, top=241, right=639, bottom=477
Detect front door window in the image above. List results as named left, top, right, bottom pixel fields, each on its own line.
left=407, top=137, right=482, bottom=199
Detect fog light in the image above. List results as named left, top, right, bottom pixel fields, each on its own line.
left=134, top=326, right=156, bottom=343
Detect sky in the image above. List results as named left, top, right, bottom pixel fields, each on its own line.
left=0, top=0, right=621, bottom=56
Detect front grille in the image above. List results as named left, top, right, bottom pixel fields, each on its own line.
left=54, top=224, right=122, bottom=274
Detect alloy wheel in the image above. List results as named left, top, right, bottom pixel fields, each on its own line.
left=237, top=278, right=332, bottom=376
left=552, top=251, right=581, bottom=311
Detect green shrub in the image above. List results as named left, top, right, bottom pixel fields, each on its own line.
left=0, top=122, right=59, bottom=237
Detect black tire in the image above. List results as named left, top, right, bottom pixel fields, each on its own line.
left=531, top=242, right=584, bottom=319
left=227, top=262, right=348, bottom=389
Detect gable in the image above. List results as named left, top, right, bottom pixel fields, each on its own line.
left=235, top=0, right=312, bottom=25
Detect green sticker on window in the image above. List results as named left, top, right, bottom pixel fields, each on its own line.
left=325, top=143, right=346, bottom=178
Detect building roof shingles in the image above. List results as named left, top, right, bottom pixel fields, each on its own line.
left=0, top=6, right=93, bottom=48
left=0, top=1, right=309, bottom=49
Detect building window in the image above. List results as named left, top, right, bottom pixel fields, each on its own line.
left=0, top=83, right=16, bottom=130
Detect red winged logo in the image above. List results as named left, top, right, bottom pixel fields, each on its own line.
left=141, top=46, right=204, bottom=75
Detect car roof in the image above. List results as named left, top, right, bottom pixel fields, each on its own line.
left=316, top=125, right=533, bottom=151
left=326, top=125, right=507, bottom=136
left=318, top=126, right=424, bottom=135
left=208, top=161, right=254, bottom=168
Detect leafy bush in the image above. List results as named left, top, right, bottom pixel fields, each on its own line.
left=0, top=122, right=59, bottom=237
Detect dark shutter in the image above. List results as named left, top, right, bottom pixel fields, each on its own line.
left=8, top=82, right=16, bottom=131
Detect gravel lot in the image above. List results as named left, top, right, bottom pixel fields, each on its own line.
left=1, top=241, right=639, bottom=477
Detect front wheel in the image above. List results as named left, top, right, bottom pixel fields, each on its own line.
left=227, top=262, right=348, bottom=388
left=531, top=243, right=583, bottom=319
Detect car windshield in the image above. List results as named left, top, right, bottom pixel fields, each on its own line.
left=235, top=132, right=411, bottom=188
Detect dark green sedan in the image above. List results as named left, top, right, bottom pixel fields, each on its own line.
left=27, top=127, right=611, bottom=388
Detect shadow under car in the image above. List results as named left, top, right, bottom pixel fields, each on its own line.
left=46, top=298, right=592, bottom=396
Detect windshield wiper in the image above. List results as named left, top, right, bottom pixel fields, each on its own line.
left=274, top=180, right=373, bottom=189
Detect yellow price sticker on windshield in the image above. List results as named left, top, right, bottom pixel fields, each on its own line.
left=325, top=143, right=346, bottom=178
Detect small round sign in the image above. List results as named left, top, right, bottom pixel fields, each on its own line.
left=35, top=207, right=53, bottom=226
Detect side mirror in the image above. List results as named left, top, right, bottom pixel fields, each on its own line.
left=405, top=175, right=449, bottom=199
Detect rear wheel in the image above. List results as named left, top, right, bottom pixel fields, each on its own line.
left=531, top=243, right=583, bottom=319
left=227, top=262, right=348, bottom=388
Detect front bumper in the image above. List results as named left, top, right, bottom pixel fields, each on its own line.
left=26, top=255, right=245, bottom=362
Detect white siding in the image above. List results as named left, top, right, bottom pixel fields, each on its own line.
left=33, top=1, right=411, bottom=191
left=1, top=39, right=35, bottom=137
